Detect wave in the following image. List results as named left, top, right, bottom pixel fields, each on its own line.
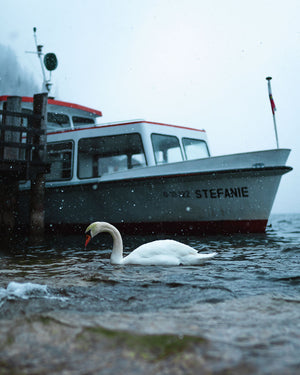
left=0, top=281, right=65, bottom=307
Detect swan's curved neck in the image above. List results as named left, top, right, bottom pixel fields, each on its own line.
left=104, top=224, right=123, bottom=264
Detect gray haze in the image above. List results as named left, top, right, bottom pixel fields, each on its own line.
left=0, top=44, right=39, bottom=96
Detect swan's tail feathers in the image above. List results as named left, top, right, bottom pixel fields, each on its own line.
left=182, top=251, right=217, bottom=265
left=199, top=252, right=217, bottom=259
left=192, top=252, right=217, bottom=265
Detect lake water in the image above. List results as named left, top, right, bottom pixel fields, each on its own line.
left=0, top=213, right=299, bottom=374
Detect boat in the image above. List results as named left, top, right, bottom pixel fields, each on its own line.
left=0, top=95, right=292, bottom=235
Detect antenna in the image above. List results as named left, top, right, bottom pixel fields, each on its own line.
left=26, top=27, right=58, bottom=93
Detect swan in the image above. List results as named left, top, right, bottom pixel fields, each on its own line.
left=84, top=221, right=217, bottom=266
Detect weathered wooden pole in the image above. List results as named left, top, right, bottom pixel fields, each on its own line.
left=0, top=97, right=22, bottom=241
left=29, top=93, right=48, bottom=243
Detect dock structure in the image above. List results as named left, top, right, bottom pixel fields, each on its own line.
left=0, top=93, right=49, bottom=243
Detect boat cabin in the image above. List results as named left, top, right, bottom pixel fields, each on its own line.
left=46, top=120, right=210, bottom=184
left=0, top=96, right=210, bottom=185
left=0, top=96, right=102, bottom=130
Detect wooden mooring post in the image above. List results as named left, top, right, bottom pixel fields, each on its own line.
left=0, top=93, right=49, bottom=245
left=29, top=93, right=48, bottom=244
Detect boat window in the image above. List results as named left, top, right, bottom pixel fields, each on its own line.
left=78, top=133, right=146, bottom=179
left=47, top=112, right=70, bottom=128
left=182, top=138, right=210, bottom=160
left=151, top=133, right=183, bottom=164
left=19, top=109, right=71, bottom=129
left=72, top=116, right=95, bottom=126
left=46, top=141, right=73, bottom=181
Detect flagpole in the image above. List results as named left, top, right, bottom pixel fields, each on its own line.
left=266, top=76, right=279, bottom=149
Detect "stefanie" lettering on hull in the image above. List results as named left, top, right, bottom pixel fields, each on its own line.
left=162, top=186, right=249, bottom=199
left=195, top=187, right=249, bottom=199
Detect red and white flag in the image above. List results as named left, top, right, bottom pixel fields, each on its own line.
left=267, top=81, right=276, bottom=115
left=266, top=77, right=279, bottom=148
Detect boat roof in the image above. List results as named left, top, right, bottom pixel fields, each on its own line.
left=0, top=95, right=103, bottom=118
left=94, top=120, right=206, bottom=132
left=46, top=119, right=206, bottom=137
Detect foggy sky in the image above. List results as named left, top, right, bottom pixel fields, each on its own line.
left=0, top=44, right=39, bottom=96
left=0, top=0, right=299, bottom=213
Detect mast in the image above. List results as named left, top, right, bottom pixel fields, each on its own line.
left=33, top=27, right=48, bottom=92
left=27, top=27, right=58, bottom=93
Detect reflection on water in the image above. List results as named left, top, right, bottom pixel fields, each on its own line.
left=0, top=214, right=299, bottom=374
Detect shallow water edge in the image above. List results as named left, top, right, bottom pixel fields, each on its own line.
left=0, top=294, right=299, bottom=375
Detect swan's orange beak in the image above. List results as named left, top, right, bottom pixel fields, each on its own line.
left=85, top=234, right=91, bottom=248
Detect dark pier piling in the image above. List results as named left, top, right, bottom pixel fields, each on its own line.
left=29, top=93, right=48, bottom=243
left=0, top=93, right=49, bottom=245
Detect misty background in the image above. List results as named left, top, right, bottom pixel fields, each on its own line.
left=0, top=44, right=38, bottom=95
left=0, top=0, right=299, bottom=214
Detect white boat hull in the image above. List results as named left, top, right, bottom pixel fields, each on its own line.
left=18, top=149, right=291, bottom=234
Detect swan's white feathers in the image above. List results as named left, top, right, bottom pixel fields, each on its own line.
left=123, top=240, right=191, bottom=265
left=84, top=222, right=217, bottom=266
left=128, top=240, right=197, bottom=257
